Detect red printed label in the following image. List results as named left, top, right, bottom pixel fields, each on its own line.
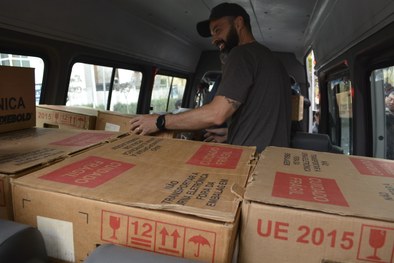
left=186, top=145, right=242, bottom=169
left=349, top=157, right=394, bottom=178
left=50, top=132, right=115, bottom=147
left=39, top=156, right=134, bottom=188
left=357, top=224, right=394, bottom=262
left=272, top=172, right=349, bottom=207
left=101, top=210, right=216, bottom=262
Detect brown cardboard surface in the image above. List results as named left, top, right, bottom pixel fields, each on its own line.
left=95, top=110, right=176, bottom=138
left=0, top=66, right=36, bottom=133
left=95, top=110, right=136, bottom=132
left=98, top=134, right=256, bottom=179
left=0, top=127, right=123, bottom=219
left=0, top=128, right=123, bottom=175
left=240, top=146, right=394, bottom=263
left=291, top=95, right=304, bottom=121
left=13, top=186, right=239, bottom=263
left=240, top=201, right=394, bottom=263
left=0, top=177, right=12, bottom=220
left=245, top=146, right=394, bottom=221
left=12, top=136, right=255, bottom=262
left=13, top=134, right=256, bottom=222
left=36, top=105, right=98, bottom=130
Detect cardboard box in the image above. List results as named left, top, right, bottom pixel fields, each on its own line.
left=12, top=134, right=257, bottom=262
left=291, top=95, right=304, bottom=121
left=0, top=127, right=123, bottom=220
left=36, top=105, right=98, bottom=130
left=95, top=110, right=136, bottom=132
left=95, top=110, right=176, bottom=138
left=0, top=66, right=36, bottom=133
left=239, top=146, right=394, bottom=263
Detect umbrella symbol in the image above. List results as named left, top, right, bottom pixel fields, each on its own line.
left=188, top=234, right=210, bottom=257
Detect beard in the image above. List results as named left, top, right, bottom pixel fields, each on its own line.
left=220, top=24, right=239, bottom=54
left=216, top=24, right=239, bottom=65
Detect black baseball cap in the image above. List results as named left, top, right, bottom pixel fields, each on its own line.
left=196, top=2, right=250, bottom=38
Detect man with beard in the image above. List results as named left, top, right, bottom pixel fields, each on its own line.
left=130, top=2, right=291, bottom=153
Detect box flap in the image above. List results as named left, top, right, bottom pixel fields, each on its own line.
left=13, top=134, right=257, bottom=222
left=0, top=128, right=124, bottom=175
left=106, top=135, right=256, bottom=176
left=37, top=105, right=98, bottom=116
left=245, top=146, right=394, bottom=222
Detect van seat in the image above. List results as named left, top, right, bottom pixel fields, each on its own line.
left=85, top=244, right=199, bottom=263
left=291, top=132, right=343, bottom=154
left=0, top=219, right=48, bottom=263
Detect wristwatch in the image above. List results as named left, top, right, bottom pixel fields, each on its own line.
left=156, top=115, right=166, bottom=131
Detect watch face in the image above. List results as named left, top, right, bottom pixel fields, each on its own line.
left=156, top=115, right=166, bottom=130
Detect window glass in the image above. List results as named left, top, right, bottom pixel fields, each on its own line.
left=151, top=74, right=186, bottom=113
left=110, top=68, right=142, bottom=114
left=67, top=63, right=142, bottom=114
left=306, top=50, right=320, bottom=132
left=67, top=63, right=111, bottom=110
left=195, top=71, right=222, bottom=108
left=371, top=66, right=394, bottom=160
left=0, top=53, right=44, bottom=104
left=327, top=77, right=353, bottom=155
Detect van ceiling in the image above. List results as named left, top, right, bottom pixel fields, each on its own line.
left=4, top=1, right=391, bottom=71
left=113, top=0, right=317, bottom=55
left=0, top=0, right=317, bottom=71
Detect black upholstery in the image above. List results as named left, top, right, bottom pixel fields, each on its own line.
left=291, top=132, right=343, bottom=154
left=85, top=244, right=200, bottom=263
left=0, top=219, right=48, bottom=263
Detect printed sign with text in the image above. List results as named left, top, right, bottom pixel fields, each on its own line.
left=186, top=145, right=242, bottom=169
left=39, top=156, right=134, bottom=188
left=272, top=172, right=349, bottom=206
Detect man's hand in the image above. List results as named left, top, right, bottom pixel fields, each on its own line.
left=130, top=114, right=159, bottom=135
left=203, top=128, right=228, bottom=143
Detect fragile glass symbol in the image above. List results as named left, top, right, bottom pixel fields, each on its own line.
left=367, top=229, right=387, bottom=261
left=109, top=216, right=121, bottom=240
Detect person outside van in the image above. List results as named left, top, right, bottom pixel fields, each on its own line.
left=385, top=90, right=394, bottom=159
left=130, top=2, right=291, bottom=153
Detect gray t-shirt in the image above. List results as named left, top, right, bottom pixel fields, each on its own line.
left=216, top=41, right=291, bottom=152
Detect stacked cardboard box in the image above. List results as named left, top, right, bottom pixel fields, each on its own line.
left=0, top=128, right=124, bottom=220
left=0, top=66, right=126, bottom=221
left=12, top=134, right=257, bottom=262
left=95, top=110, right=176, bottom=138
left=0, top=66, right=35, bottom=133
left=36, top=104, right=98, bottom=130
left=36, top=106, right=176, bottom=138
left=94, top=110, right=136, bottom=132
left=240, top=146, right=394, bottom=262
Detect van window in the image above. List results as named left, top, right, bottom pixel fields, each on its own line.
left=371, top=66, right=394, bottom=160
left=306, top=50, right=320, bottom=131
left=110, top=68, right=142, bottom=114
left=0, top=53, right=44, bottom=104
left=327, top=77, right=353, bottom=155
left=150, top=74, right=186, bottom=113
left=67, top=62, right=142, bottom=114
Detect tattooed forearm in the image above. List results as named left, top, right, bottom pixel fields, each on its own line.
left=225, top=97, right=241, bottom=110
